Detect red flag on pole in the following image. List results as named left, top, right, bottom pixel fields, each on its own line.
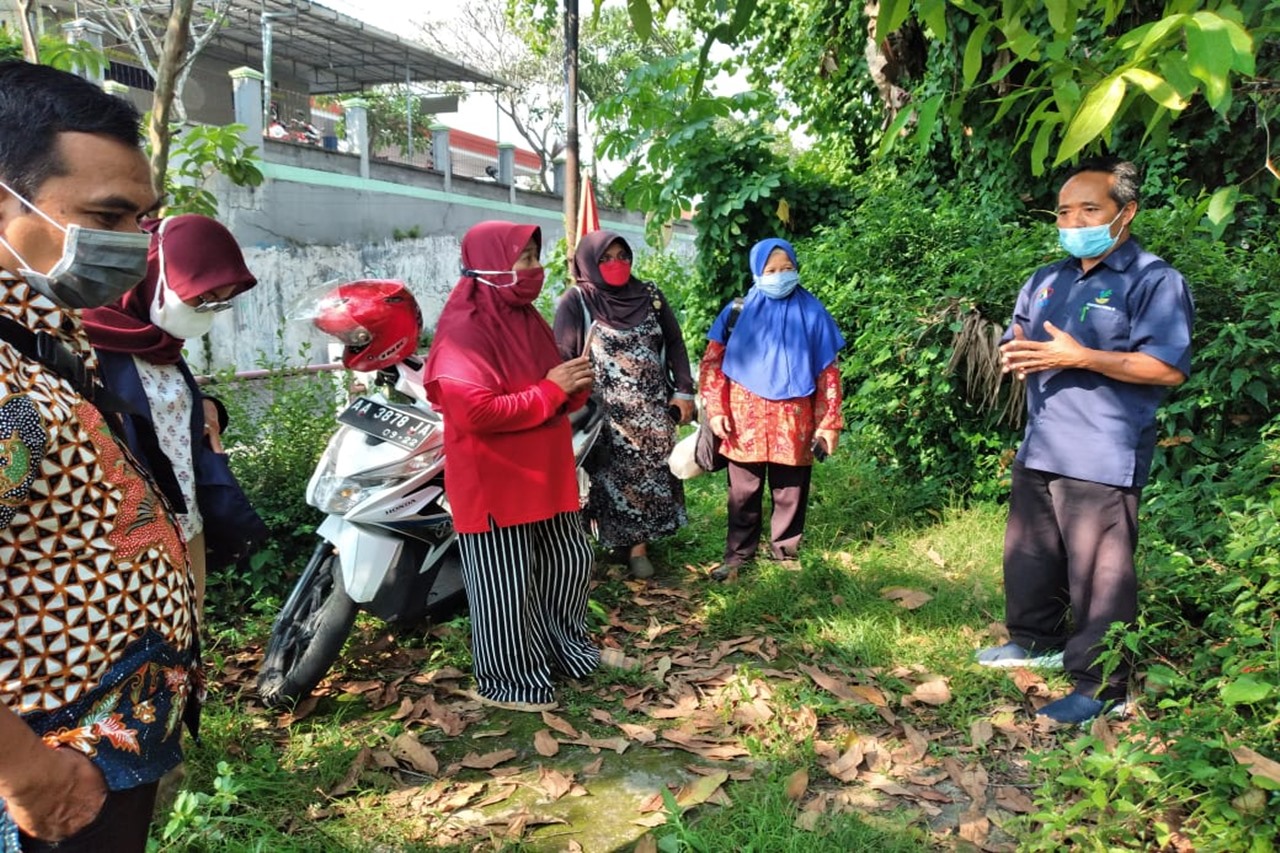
left=577, top=172, right=600, bottom=239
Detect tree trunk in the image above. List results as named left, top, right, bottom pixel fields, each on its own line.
left=148, top=0, right=194, bottom=196
left=563, top=0, right=580, bottom=257
left=15, top=0, right=39, bottom=63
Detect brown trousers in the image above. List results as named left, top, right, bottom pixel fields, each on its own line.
left=725, top=460, right=812, bottom=565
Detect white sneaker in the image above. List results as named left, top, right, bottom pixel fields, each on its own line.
left=975, top=642, right=1065, bottom=670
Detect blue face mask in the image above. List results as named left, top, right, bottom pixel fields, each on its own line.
left=1058, top=208, right=1126, bottom=259
left=754, top=269, right=800, bottom=299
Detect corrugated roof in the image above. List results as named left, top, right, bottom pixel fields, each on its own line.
left=204, top=0, right=504, bottom=94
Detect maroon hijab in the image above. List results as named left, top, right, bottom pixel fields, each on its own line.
left=571, top=229, right=652, bottom=329
left=424, top=221, right=558, bottom=399
left=82, top=214, right=257, bottom=365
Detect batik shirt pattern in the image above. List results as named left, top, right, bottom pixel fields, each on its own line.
left=0, top=273, right=198, bottom=791
left=700, top=341, right=844, bottom=466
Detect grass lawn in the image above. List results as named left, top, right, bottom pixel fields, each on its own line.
left=156, top=448, right=1109, bottom=852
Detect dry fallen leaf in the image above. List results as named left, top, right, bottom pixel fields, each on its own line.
left=784, top=768, right=809, bottom=801
left=568, top=734, right=631, bottom=754
left=634, top=836, right=658, bottom=853
left=390, top=733, right=438, bottom=776
left=542, top=710, right=580, bottom=738
left=794, top=792, right=829, bottom=831
left=994, top=785, right=1036, bottom=814
left=1090, top=715, right=1119, bottom=753
left=534, top=729, right=560, bottom=757
left=925, top=547, right=946, bottom=567
left=648, top=694, right=700, bottom=719
left=537, top=766, right=575, bottom=801
left=460, top=748, right=518, bottom=770
left=471, top=783, right=518, bottom=809
left=826, top=740, right=865, bottom=783
left=581, top=756, right=605, bottom=777
left=617, top=722, right=658, bottom=744
left=970, top=719, right=994, bottom=749
left=800, top=664, right=862, bottom=702
left=1232, top=746, right=1280, bottom=785
left=674, top=770, right=730, bottom=809
left=901, top=723, right=930, bottom=764
left=632, top=812, right=669, bottom=828
left=958, top=807, right=990, bottom=847
left=911, top=678, right=952, bottom=706
left=881, top=587, right=934, bottom=609
left=1010, top=668, right=1048, bottom=696
left=327, top=747, right=371, bottom=798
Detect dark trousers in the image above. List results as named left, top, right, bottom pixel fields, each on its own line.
left=457, top=512, right=600, bottom=704
left=19, top=782, right=158, bottom=853
left=725, top=460, right=812, bottom=565
left=1003, top=461, right=1140, bottom=700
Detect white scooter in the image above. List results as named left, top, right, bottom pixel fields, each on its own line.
left=257, top=359, right=603, bottom=708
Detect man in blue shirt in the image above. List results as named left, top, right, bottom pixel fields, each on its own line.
left=976, top=157, right=1194, bottom=725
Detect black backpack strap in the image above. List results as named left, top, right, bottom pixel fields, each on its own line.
left=0, top=314, right=137, bottom=416
left=726, top=297, right=744, bottom=338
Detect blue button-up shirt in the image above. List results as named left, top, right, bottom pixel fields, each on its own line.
left=1003, top=238, right=1194, bottom=488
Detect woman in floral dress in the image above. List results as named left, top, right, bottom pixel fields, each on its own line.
left=699, top=237, right=845, bottom=581
left=553, top=231, right=695, bottom=578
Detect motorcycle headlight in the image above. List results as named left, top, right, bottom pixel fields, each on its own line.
left=312, top=474, right=394, bottom=515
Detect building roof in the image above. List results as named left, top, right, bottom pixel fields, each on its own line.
left=206, top=0, right=503, bottom=94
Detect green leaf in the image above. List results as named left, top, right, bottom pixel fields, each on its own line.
left=876, top=103, right=916, bottom=159
left=1186, top=16, right=1235, bottom=112
left=1030, top=113, right=1061, bottom=176
left=1055, top=74, right=1126, bottom=165
left=1194, top=11, right=1255, bottom=75
left=1204, top=185, right=1238, bottom=240
left=1222, top=675, right=1273, bottom=706
left=1124, top=14, right=1187, bottom=60
left=628, top=0, right=653, bottom=40
left=918, top=0, right=948, bottom=40
left=727, top=0, right=759, bottom=40
left=1120, top=68, right=1188, bottom=111
left=1044, top=0, right=1070, bottom=33
left=875, top=0, right=911, bottom=43
left=963, top=22, right=991, bottom=88
left=914, top=93, right=944, bottom=153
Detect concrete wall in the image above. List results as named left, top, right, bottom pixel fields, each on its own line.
left=191, top=159, right=695, bottom=375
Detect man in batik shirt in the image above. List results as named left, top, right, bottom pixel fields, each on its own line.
left=0, top=61, right=200, bottom=852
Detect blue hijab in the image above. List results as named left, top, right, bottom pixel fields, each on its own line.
left=708, top=238, right=845, bottom=401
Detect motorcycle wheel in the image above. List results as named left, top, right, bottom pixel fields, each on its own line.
left=257, top=540, right=357, bottom=709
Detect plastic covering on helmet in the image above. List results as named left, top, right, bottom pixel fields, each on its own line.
left=312, top=279, right=422, bottom=371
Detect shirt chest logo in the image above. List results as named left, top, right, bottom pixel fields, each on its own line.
left=1035, top=286, right=1054, bottom=309
left=1080, top=289, right=1120, bottom=322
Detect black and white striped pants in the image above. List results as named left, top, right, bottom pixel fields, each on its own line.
left=457, top=511, right=600, bottom=704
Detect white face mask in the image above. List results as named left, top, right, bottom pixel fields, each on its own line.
left=147, top=218, right=219, bottom=339
left=0, top=180, right=151, bottom=309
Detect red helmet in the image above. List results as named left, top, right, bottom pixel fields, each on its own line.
left=312, top=279, right=422, bottom=371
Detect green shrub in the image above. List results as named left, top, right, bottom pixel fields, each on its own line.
left=203, top=348, right=339, bottom=617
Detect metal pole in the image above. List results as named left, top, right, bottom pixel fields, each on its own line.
left=406, top=67, right=414, bottom=162
left=262, top=17, right=273, bottom=129
left=563, top=0, right=580, bottom=258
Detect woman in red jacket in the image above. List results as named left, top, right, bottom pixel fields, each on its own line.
left=423, top=221, right=599, bottom=712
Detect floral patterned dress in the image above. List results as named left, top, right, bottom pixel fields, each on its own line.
left=584, top=313, right=687, bottom=549
left=699, top=340, right=844, bottom=465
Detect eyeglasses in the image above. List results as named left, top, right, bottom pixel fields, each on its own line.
left=193, top=294, right=234, bottom=313
left=600, top=252, right=632, bottom=263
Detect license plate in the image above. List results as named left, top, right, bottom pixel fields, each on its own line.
left=337, top=397, right=435, bottom=450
